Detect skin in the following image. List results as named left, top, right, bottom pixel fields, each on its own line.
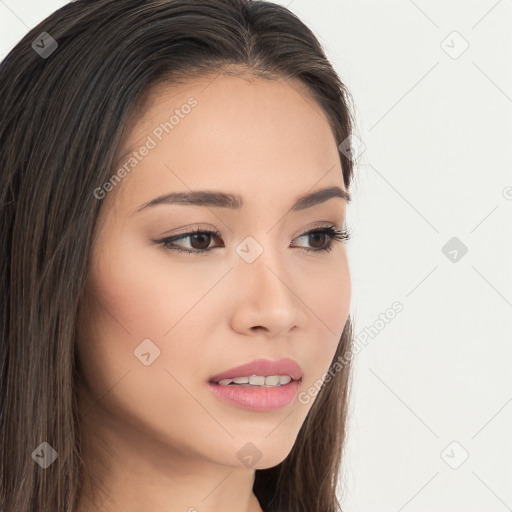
left=75, top=71, right=351, bottom=512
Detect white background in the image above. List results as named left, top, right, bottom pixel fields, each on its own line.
left=1, top=1, right=511, bottom=511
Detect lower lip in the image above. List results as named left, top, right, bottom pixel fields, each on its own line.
left=208, top=380, right=301, bottom=412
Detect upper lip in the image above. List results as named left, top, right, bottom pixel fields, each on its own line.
left=209, top=357, right=303, bottom=383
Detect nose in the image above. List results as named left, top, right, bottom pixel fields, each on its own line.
left=229, top=248, right=307, bottom=339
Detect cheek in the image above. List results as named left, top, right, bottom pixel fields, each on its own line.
left=297, top=253, right=351, bottom=379
left=86, top=237, right=214, bottom=342
left=303, top=252, right=350, bottom=334
left=76, top=234, right=220, bottom=397
left=76, top=245, right=212, bottom=445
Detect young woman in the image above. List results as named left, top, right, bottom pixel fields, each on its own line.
left=0, top=1, right=357, bottom=511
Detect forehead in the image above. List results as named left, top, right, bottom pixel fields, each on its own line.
left=108, top=73, right=344, bottom=214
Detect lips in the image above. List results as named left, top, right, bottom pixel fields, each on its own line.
left=209, top=357, right=303, bottom=383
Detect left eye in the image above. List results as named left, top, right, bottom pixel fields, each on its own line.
left=154, top=225, right=350, bottom=255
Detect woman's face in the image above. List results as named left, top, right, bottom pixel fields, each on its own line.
left=76, top=73, right=351, bottom=472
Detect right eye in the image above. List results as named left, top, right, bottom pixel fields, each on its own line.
left=155, top=228, right=224, bottom=254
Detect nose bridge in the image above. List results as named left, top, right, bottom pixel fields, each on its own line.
left=236, top=229, right=283, bottom=284
left=234, top=233, right=299, bottom=315
left=248, top=251, right=289, bottom=301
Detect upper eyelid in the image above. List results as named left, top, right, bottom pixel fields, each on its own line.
left=291, top=223, right=341, bottom=239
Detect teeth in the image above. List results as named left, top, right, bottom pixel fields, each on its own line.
left=249, top=375, right=265, bottom=385
left=217, top=375, right=293, bottom=387
left=263, top=375, right=279, bottom=386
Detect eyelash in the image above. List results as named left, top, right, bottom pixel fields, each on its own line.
left=154, top=225, right=351, bottom=255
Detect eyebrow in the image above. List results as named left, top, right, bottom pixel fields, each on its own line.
left=136, top=185, right=351, bottom=213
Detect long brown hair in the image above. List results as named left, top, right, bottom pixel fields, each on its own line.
left=0, top=1, right=356, bottom=510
